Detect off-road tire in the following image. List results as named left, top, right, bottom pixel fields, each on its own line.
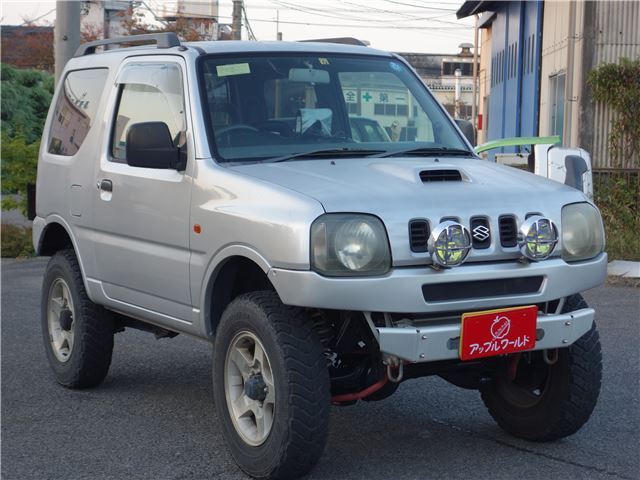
left=213, top=291, right=330, bottom=480
left=480, top=294, right=602, bottom=441
left=41, top=249, right=114, bottom=388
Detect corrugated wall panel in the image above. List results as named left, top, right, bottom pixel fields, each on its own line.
left=590, top=1, right=640, bottom=169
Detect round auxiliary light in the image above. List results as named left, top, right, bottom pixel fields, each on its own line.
left=518, top=215, right=558, bottom=261
left=427, top=221, right=472, bottom=268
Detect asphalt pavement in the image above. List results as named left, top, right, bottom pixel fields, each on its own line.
left=2, top=257, right=639, bottom=480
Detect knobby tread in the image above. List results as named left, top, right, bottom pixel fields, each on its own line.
left=481, top=294, right=602, bottom=442
left=213, top=291, right=330, bottom=480
left=42, top=249, right=114, bottom=388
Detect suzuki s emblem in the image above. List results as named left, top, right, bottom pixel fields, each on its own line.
left=490, top=316, right=511, bottom=340
left=472, top=225, right=490, bottom=242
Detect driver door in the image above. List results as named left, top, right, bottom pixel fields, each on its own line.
left=91, top=58, right=194, bottom=325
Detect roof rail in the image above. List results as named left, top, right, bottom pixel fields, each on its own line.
left=74, top=32, right=181, bottom=57
left=299, top=37, right=369, bottom=47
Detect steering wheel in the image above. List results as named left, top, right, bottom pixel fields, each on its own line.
left=214, top=125, right=259, bottom=147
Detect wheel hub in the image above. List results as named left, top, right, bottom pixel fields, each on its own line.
left=244, top=373, right=267, bottom=402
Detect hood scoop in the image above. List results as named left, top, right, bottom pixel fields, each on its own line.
left=419, top=169, right=463, bottom=182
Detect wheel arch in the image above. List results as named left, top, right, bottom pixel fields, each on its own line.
left=203, top=249, right=276, bottom=339
left=35, top=216, right=93, bottom=300
left=37, top=220, right=74, bottom=256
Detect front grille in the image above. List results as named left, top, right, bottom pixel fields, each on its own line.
left=423, top=276, right=544, bottom=302
left=419, top=169, right=462, bottom=182
left=499, top=215, right=518, bottom=247
left=409, top=220, right=430, bottom=252
left=470, top=216, right=491, bottom=249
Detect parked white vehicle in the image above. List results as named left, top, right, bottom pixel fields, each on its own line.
left=34, top=33, right=607, bottom=479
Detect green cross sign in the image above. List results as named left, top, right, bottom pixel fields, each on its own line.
left=362, top=92, right=372, bottom=102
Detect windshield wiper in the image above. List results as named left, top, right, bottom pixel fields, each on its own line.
left=373, top=147, right=476, bottom=158
left=268, top=148, right=385, bottom=163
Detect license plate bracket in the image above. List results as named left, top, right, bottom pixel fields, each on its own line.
left=459, top=305, right=537, bottom=361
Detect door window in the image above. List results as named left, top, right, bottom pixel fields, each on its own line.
left=111, top=63, right=185, bottom=162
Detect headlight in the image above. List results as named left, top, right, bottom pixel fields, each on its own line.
left=518, top=216, right=558, bottom=260
left=311, top=214, right=391, bottom=276
left=561, top=203, right=605, bottom=261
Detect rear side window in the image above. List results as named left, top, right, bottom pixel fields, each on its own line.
left=111, top=63, right=185, bottom=162
left=47, top=68, right=108, bottom=156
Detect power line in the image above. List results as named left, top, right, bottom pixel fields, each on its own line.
left=382, top=0, right=459, bottom=11
left=266, top=0, right=455, bottom=24
left=215, top=14, right=471, bottom=30
left=242, top=3, right=258, bottom=40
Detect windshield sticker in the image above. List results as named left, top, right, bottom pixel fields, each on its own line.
left=389, top=62, right=403, bottom=72
left=216, top=63, right=251, bottom=77
left=318, top=58, right=330, bottom=65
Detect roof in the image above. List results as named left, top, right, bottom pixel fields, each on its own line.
left=183, top=40, right=390, bottom=57
left=456, top=1, right=499, bottom=19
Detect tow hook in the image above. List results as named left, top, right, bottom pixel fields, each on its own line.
left=386, top=362, right=404, bottom=383
left=384, top=355, right=404, bottom=383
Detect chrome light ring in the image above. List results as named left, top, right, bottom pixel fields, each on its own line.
left=518, top=215, right=558, bottom=261
left=427, top=221, right=472, bottom=268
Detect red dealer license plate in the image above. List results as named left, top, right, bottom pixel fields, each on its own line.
left=459, top=305, right=538, bottom=361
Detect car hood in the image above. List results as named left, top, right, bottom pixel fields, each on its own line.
left=229, top=157, right=586, bottom=214
left=229, top=157, right=588, bottom=265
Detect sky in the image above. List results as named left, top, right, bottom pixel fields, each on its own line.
left=0, top=0, right=475, bottom=54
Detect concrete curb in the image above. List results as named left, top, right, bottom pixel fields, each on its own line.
left=607, top=260, right=640, bottom=279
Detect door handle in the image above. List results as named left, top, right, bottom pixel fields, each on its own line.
left=97, top=179, right=113, bottom=192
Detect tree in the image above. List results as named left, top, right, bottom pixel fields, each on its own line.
left=587, top=58, right=640, bottom=168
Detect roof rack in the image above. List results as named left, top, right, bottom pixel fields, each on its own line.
left=74, top=32, right=181, bottom=57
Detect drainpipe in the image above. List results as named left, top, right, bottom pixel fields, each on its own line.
left=563, top=0, right=576, bottom=146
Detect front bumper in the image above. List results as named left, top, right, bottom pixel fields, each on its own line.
left=268, top=253, right=607, bottom=313
left=375, top=307, right=594, bottom=362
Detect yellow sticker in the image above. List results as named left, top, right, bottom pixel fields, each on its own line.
left=216, top=63, right=251, bottom=77
left=319, top=58, right=330, bottom=65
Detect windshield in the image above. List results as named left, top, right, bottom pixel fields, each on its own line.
left=199, top=53, right=470, bottom=163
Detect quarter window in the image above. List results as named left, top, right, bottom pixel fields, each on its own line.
left=47, top=68, right=108, bottom=155
left=111, top=63, right=185, bottom=162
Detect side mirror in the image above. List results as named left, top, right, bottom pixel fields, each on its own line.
left=564, top=155, right=589, bottom=192
left=454, top=118, right=476, bottom=146
left=126, top=122, right=185, bottom=170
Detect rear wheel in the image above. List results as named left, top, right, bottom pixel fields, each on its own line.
left=41, top=249, right=114, bottom=388
left=213, top=291, right=330, bottom=479
left=480, top=294, right=602, bottom=441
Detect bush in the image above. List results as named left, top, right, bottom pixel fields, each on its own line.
left=1, top=133, right=40, bottom=213
left=594, top=176, right=640, bottom=261
left=0, top=225, right=34, bottom=258
left=0, top=63, right=54, bottom=143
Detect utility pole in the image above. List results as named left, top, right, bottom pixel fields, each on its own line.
left=54, top=0, right=81, bottom=85
left=276, top=10, right=282, bottom=40
left=454, top=69, right=462, bottom=118
left=471, top=14, right=479, bottom=131
left=232, top=0, right=242, bottom=40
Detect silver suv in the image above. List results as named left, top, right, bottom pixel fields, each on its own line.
left=35, top=33, right=607, bottom=479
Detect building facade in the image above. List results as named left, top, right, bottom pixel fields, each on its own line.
left=398, top=44, right=479, bottom=120
left=459, top=0, right=640, bottom=168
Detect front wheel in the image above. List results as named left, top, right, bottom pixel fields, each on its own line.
left=213, top=291, right=330, bottom=479
left=480, top=294, right=602, bottom=441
